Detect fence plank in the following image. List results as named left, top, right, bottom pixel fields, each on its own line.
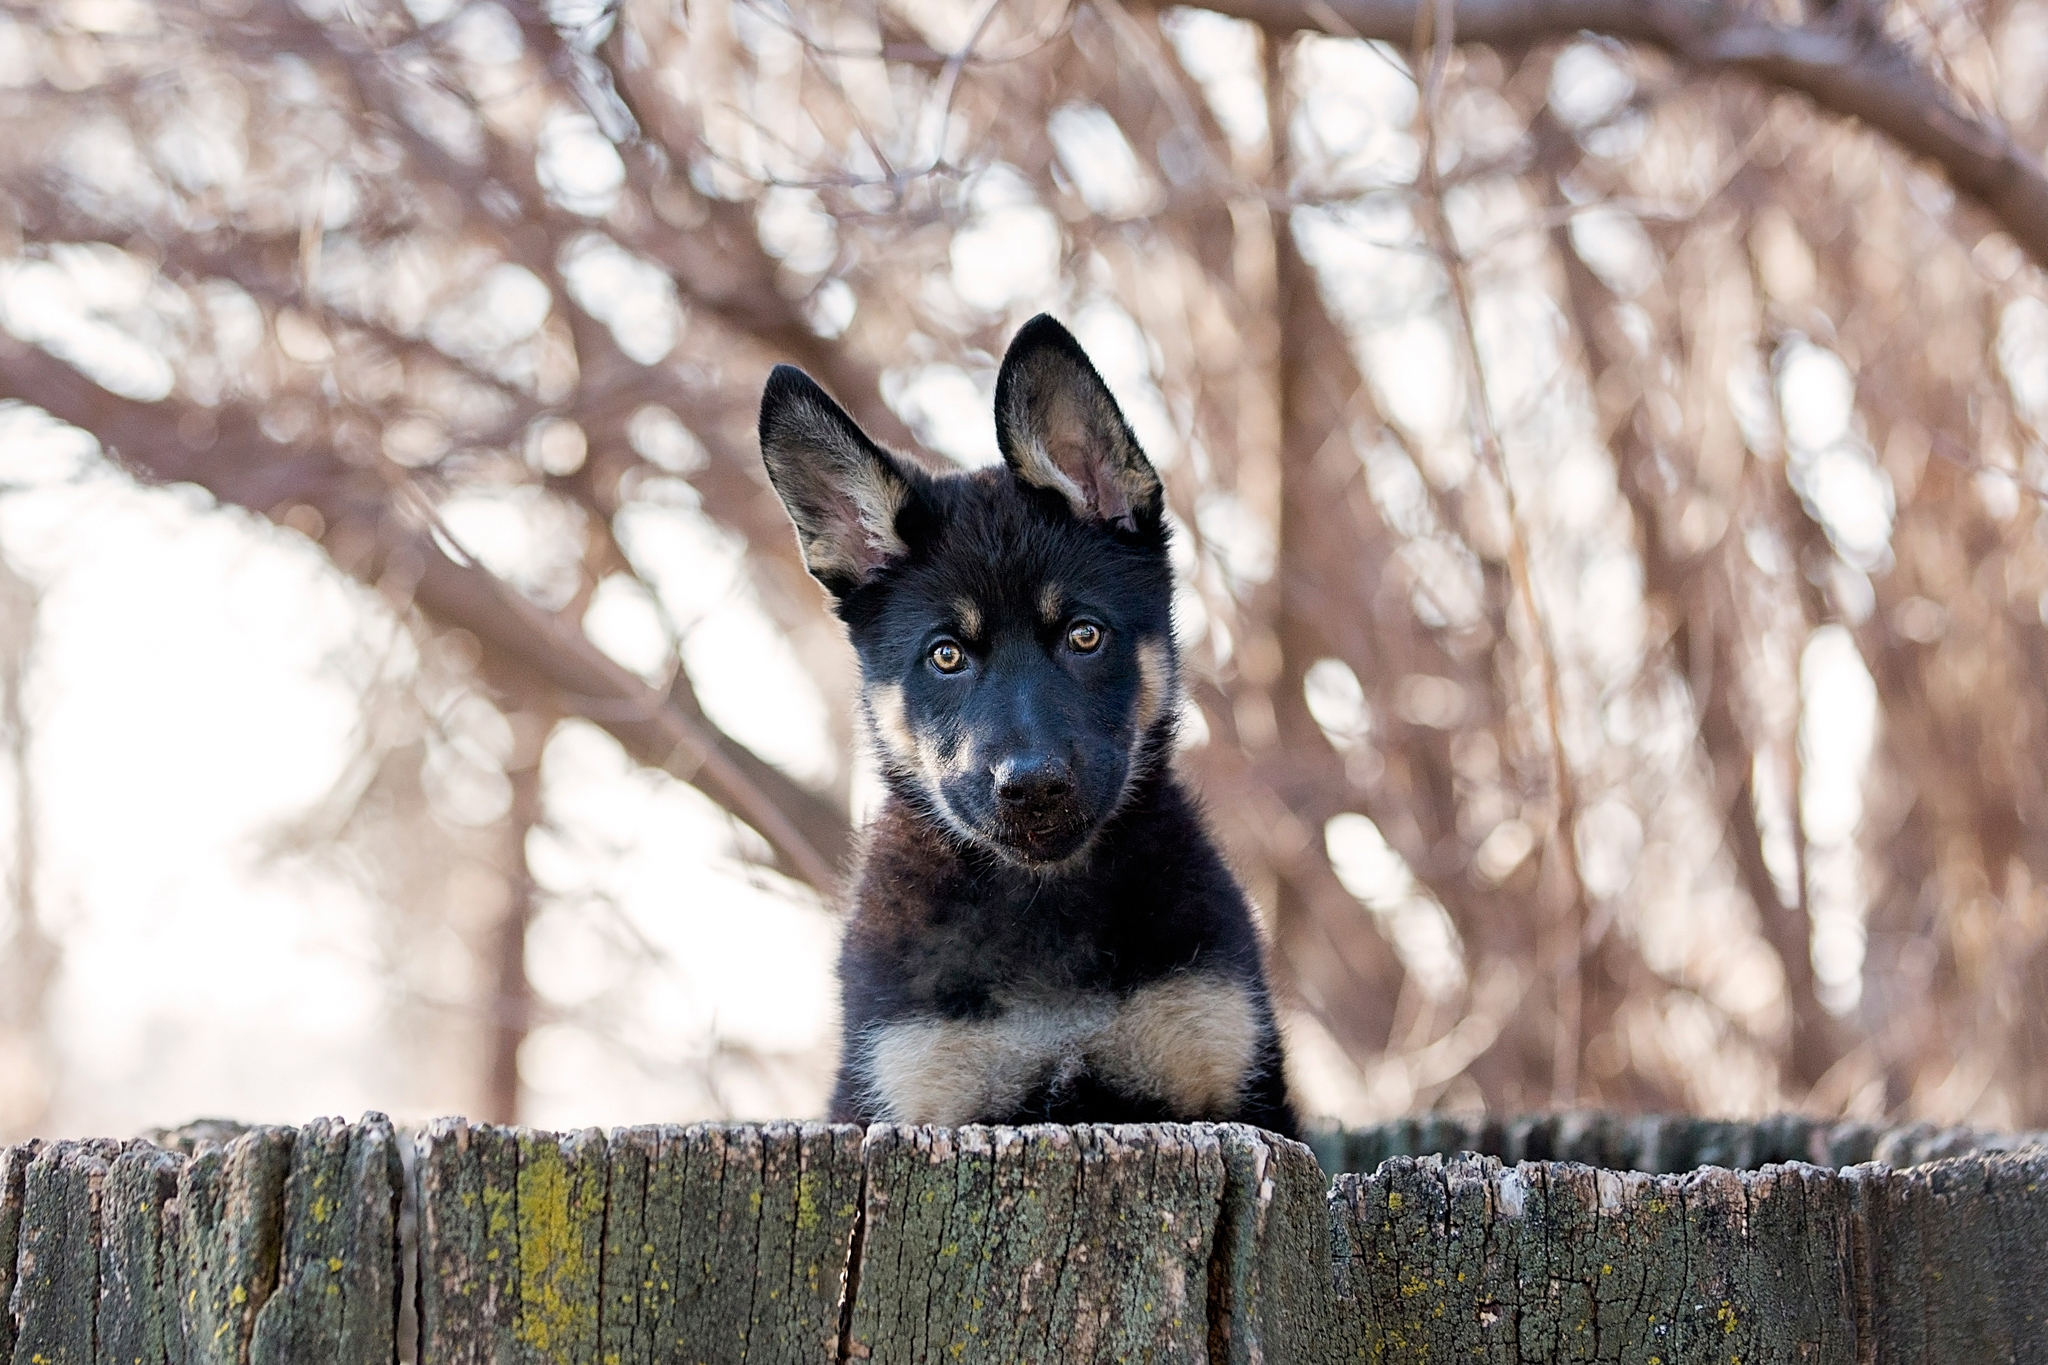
left=249, top=1113, right=401, bottom=1365
left=847, top=1123, right=1222, bottom=1365
left=97, top=1141, right=182, bottom=1365
left=0, top=1143, right=33, bottom=1365
left=171, top=1125, right=294, bottom=1365
left=415, top=1117, right=520, bottom=1364
left=12, top=1140, right=113, bottom=1365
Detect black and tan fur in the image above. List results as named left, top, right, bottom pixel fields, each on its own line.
left=759, top=315, right=1297, bottom=1136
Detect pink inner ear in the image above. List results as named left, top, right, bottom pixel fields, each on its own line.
left=812, top=475, right=905, bottom=576
left=1046, top=437, right=1137, bottom=529
left=820, top=494, right=880, bottom=573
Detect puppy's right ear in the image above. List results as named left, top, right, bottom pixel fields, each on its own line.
left=759, top=365, right=920, bottom=596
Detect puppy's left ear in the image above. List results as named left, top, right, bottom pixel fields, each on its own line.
left=994, top=314, right=1163, bottom=534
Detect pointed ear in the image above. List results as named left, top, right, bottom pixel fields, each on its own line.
left=759, top=365, right=920, bottom=595
left=994, top=314, right=1163, bottom=533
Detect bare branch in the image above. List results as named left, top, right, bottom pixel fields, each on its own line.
left=1169, top=0, right=2048, bottom=269
left=0, top=338, right=853, bottom=894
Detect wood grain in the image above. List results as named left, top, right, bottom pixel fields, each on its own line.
left=5, top=1114, right=2044, bottom=1363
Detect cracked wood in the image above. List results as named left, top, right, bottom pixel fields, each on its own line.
left=4, top=1114, right=2045, bottom=1362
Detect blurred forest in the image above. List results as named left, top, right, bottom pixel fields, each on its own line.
left=0, top=0, right=2046, bottom=1137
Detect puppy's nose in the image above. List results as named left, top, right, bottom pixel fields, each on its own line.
left=993, top=755, right=1074, bottom=808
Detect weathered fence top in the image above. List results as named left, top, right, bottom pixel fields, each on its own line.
left=3, top=1113, right=2043, bottom=1364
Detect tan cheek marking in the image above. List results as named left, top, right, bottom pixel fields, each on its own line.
left=926, top=729, right=974, bottom=779
left=874, top=683, right=975, bottom=796
left=862, top=1005, right=1109, bottom=1125
left=866, top=682, right=916, bottom=766
left=1038, top=582, right=1065, bottom=626
left=1090, top=974, right=1259, bottom=1119
left=1133, top=637, right=1174, bottom=737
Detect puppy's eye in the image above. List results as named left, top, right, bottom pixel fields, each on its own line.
left=929, top=640, right=967, bottom=673
left=1065, top=621, right=1104, bottom=654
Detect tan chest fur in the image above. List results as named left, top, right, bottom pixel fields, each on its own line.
left=857, top=973, right=1260, bottom=1126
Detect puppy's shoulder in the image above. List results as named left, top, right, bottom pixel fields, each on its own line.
left=846, top=799, right=948, bottom=906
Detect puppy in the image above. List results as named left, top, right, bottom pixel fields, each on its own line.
left=759, top=315, right=1297, bottom=1136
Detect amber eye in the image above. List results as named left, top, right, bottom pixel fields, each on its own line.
left=1066, top=621, right=1104, bottom=653
left=930, top=640, right=967, bottom=673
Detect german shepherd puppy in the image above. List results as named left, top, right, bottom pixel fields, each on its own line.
left=759, top=315, right=1297, bottom=1136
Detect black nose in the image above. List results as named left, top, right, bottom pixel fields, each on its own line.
left=993, top=755, right=1074, bottom=809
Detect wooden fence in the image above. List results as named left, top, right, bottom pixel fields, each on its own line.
left=3, top=1113, right=2043, bottom=1363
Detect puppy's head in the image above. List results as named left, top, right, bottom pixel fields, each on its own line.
left=760, top=315, right=1176, bottom=869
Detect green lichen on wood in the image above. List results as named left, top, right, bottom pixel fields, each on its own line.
left=847, top=1123, right=1223, bottom=1365
left=170, top=1126, right=292, bottom=1365
left=1206, top=1124, right=1337, bottom=1365
left=10, top=1140, right=115, bottom=1365
left=416, top=1118, right=521, bottom=1364
left=248, top=1114, right=400, bottom=1365
left=1306, top=1111, right=2048, bottom=1182
left=596, top=1125, right=660, bottom=1365
left=1, top=1141, right=41, bottom=1365
left=97, top=1141, right=183, bottom=1365
left=1864, top=1148, right=2048, bottom=1363
left=666, top=1120, right=770, bottom=1362
left=1315, top=1148, right=2048, bottom=1365
left=9, top=1115, right=2048, bottom=1363
left=744, top=1123, right=862, bottom=1365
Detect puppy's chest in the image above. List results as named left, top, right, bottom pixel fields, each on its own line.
left=856, top=972, right=1260, bottom=1126
left=880, top=907, right=1106, bottom=1008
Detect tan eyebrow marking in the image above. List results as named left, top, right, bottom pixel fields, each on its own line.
left=1038, top=582, right=1065, bottom=625
left=952, top=597, right=983, bottom=638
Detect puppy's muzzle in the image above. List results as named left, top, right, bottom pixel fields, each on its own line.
left=987, top=754, right=1092, bottom=863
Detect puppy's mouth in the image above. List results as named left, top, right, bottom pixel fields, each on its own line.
left=983, top=807, right=1096, bottom=866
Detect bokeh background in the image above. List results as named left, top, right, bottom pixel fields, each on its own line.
left=1, top=0, right=2045, bottom=1141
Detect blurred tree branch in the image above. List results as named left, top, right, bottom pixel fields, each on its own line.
left=1180, top=0, right=2048, bottom=269
left=0, top=338, right=851, bottom=892
left=0, top=547, right=54, bottom=1138
left=3, top=0, right=2045, bottom=1126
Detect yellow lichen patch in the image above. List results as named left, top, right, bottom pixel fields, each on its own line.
left=513, top=1144, right=599, bottom=1355
left=483, top=1184, right=513, bottom=1240
left=1387, top=1192, right=1404, bottom=1212
left=796, top=1170, right=822, bottom=1232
